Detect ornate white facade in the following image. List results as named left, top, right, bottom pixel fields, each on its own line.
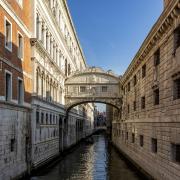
left=30, top=0, right=95, bottom=169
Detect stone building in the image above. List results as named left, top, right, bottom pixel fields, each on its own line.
left=0, top=0, right=95, bottom=179
left=0, top=0, right=32, bottom=179
left=30, top=0, right=95, bottom=170
left=112, top=0, right=180, bottom=179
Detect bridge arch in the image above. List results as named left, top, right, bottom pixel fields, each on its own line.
left=65, top=67, right=122, bottom=118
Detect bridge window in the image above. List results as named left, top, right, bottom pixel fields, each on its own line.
left=151, top=138, right=157, bottom=153
left=80, top=86, right=86, bottom=92
left=174, top=78, right=180, bottom=100
left=171, top=144, right=180, bottom=163
left=141, top=96, right=145, bottom=109
left=140, top=135, right=144, bottom=147
left=142, top=64, right=146, bottom=78
left=102, top=86, right=107, bottom=92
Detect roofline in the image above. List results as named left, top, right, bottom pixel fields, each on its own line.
left=62, top=0, right=87, bottom=68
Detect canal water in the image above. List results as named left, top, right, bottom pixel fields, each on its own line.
left=30, top=134, right=144, bottom=180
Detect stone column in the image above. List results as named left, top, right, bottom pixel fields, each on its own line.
left=56, top=49, right=59, bottom=65
left=53, top=44, right=56, bottom=62
left=42, top=23, right=47, bottom=48
left=37, top=15, right=42, bottom=40
left=50, top=37, right=54, bottom=59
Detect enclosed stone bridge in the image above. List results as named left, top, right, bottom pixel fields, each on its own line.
left=65, top=67, right=122, bottom=114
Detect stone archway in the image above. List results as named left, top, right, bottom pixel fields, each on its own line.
left=65, top=67, right=122, bottom=115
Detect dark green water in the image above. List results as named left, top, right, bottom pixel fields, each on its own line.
left=30, top=134, right=144, bottom=180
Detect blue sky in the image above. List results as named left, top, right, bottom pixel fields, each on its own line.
left=67, top=0, right=163, bottom=111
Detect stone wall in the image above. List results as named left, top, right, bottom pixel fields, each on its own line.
left=0, top=103, right=31, bottom=180
left=112, top=1, right=180, bottom=179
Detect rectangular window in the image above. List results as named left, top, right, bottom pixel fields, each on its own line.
left=142, top=64, right=146, bottom=78
left=154, top=49, right=160, bottom=66
left=127, top=82, right=130, bottom=92
left=41, top=112, right=44, bottom=124
left=18, top=33, right=23, bottom=59
left=140, top=135, right=144, bottom=147
left=151, top=138, right=157, bottom=153
left=141, top=96, right=145, bottom=109
left=5, top=72, right=12, bottom=101
left=132, top=133, right=135, bottom=143
left=5, top=18, right=12, bottom=51
left=10, top=138, right=15, bottom=152
left=154, top=89, right=159, bottom=105
left=17, top=78, right=23, bottom=104
left=126, top=132, right=128, bottom=140
left=127, top=104, right=130, bottom=114
left=36, top=111, right=39, bottom=125
left=174, top=26, right=180, bottom=52
left=171, top=144, right=180, bottom=163
left=174, top=78, right=180, bottom=100
left=133, top=101, right=136, bottom=111
left=133, top=75, right=137, bottom=86
left=102, top=86, right=107, bottom=92
left=80, top=86, right=86, bottom=93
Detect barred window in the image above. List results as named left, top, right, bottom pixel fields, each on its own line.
left=140, top=135, right=144, bottom=147
left=133, top=75, right=137, bottom=86
left=127, top=82, right=130, bottom=92
left=10, top=139, right=15, bottom=152
left=154, top=49, right=160, bottom=66
left=141, top=96, right=145, bottom=109
left=154, top=89, right=159, bottom=105
left=133, top=101, right=136, bottom=111
left=80, top=86, right=86, bottom=92
left=127, top=104, right=130, bottom=114
left=151, top=138, right=157, bottom=153
left=36, top=111, right=39, bottom=125
left=171, top=144, right=180, bottom=163
left=174, top=26, right=180, bottom=52
left=102, top=86, right=107, bottom=92
left=132, top=133, right=135, bottom=143
left=142, top=64, right=146, bottom=78
left=174, top=78, right=180, bottom=100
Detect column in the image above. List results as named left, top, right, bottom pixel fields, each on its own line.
left=42, top=22, right=47, bottom=48
left=37, top=15, right=42, bottom=40
left=50, top=37, right=54, bottom=59
left=56, top=49, right=59, bottom=65
left=53, top=44, right=56, bottom=62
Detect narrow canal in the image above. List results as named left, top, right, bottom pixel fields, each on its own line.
left=30, top=134, right=145, bottom=180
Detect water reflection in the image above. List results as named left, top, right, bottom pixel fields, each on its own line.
left=31, top=134, right=143, bottom=180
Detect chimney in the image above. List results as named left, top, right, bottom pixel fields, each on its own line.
left=163, top=0, right=171, bottom=8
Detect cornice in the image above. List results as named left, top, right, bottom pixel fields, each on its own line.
left=62, top=0, right=87, bottom=67
left=122, top=0, right=180, bottom=84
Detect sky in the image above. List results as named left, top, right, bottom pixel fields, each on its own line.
left=67, top=0, right=163, bottom=111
